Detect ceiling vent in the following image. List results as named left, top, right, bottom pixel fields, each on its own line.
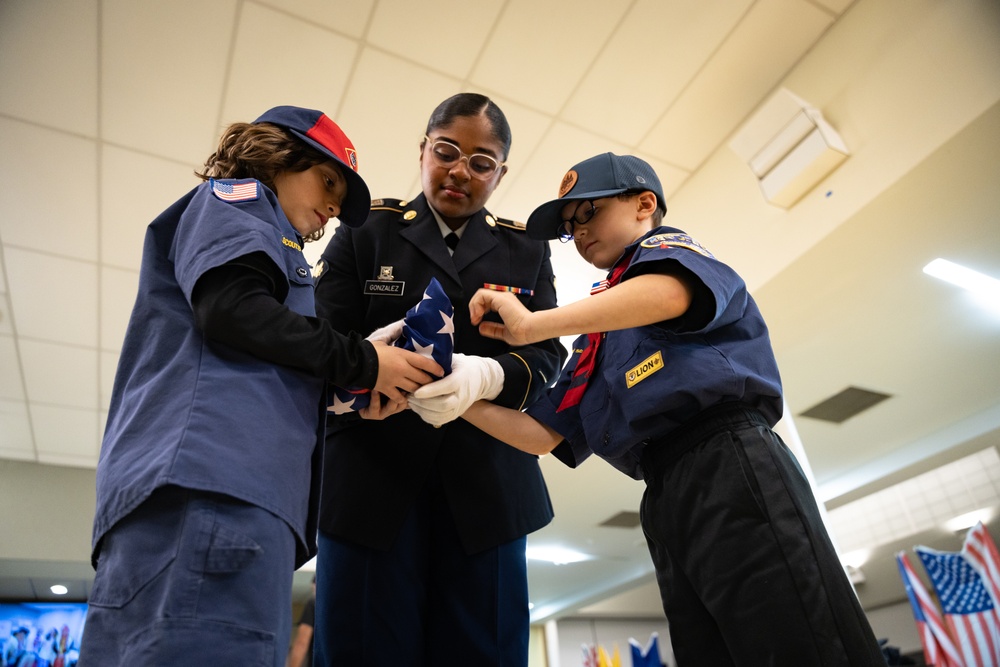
left=600, top=511, right=641, bottom=529
left=730, top=88, right=848, bottom=208
left=799, top=386, right=892, bottom=423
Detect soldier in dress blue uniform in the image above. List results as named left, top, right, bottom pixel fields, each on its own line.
left=78, top=107, right=441, bottom=667
left=312, top=93, right=566, bottom=666
left=425, top=153, right=887, bottom=666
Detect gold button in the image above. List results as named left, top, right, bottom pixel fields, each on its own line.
left=485, top=215, right=496, bottom=227
left=403, top=210, right=416, bottom=220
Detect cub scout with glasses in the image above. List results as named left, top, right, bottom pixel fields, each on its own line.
left=425, top=152, right=886, bottom=665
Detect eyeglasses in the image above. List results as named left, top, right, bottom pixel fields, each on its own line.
left=423, top=136, right=505, bottom=180
left=558, top=200, right=599, bottom=242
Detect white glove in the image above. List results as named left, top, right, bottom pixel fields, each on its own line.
left=409, top=353, right=504, bottom=427
left=365, top=318, right=404, bottom=345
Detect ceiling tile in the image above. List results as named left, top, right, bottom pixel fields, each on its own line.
left=0, top=0, right=99, bottom=136
left=30, top=404, right=100, bottom=468
left=101, top=146, right=199, bottom=271
left=0, top=336, right=25, bottom=401
left=470, top=0, right=633, bottom=115
left=0, top=399, right=34, bottom=461
left=563, top=0, right=753, bottom=147
left=481, top=94, right=553, bottom=175
left=497, top=121, right=629, bottom=224
left=20, top=340, right=98, bottom=410
left=337, top=48, right=461, bottom=200
left=222, top=3, right=359, bottom=124
left=101, top=267, right=139, bottom=352
left=641, top=0, right=834, bottom=171
left=0, top=118, right=98, bottom=261
left=101, top=0, right=238, bottom=163
left=254, top=0, right=375, bottom=38
left=5, top=248, right=98, bottom=347
left=367, top=0, right=504, bottom=78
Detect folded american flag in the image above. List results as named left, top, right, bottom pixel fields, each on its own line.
left=329, top=277, right=454, bottom=414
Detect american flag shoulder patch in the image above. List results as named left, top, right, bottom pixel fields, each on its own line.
left=211, top=178, right=260, bottom=203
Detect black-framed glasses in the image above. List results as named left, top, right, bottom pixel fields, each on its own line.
left=423, top=136, right=504, bottom=180
left=558, top=201, right=599, bottom=242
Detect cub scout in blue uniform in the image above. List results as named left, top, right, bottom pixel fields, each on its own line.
left=437, top=153, right=886, bottom=666
left=78, top=107, right=441, bottom=667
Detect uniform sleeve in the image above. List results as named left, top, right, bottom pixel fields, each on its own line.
left=191, top=252, right=379, bottom=389
left=525, top=333, right=592, bottom=468
left=492, top=241, right=567, bottom=410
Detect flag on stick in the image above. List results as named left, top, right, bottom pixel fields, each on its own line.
left=629, top=632, right=663, bottom=667
left=896, top=551, right=964, bottom=667
left=917, top=544, right=1000, bottom=666
left=964, top=522, right=1000, bottom=614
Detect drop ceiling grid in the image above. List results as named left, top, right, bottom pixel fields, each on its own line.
left=827, top=448, right=1000, bottom=553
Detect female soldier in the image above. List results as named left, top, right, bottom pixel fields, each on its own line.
left=313, top=93, right=566, bottom=666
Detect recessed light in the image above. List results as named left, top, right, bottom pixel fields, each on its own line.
left=526, top=546, right=592, bottom=565
left=944, top=508, right=993, bottom=533
left=924, top=258, right=1000, bottom=305
left=50, top=584, right=68, bottom=595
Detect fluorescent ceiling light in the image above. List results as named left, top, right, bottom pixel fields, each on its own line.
left=924, top=258, right=1000, bottom=303
left=526, top=546, right=593, bottom=565
left=50, top=584, right=68, bottom=595
left=944, top=508, right=994, bottom=533
left=839, top=548, right=870, bottom=569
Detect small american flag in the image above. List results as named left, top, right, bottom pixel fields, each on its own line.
left=211, top=178, right=259, bottom=202
left=590, top=279, right=610, bottom=295
left=896, top=551, right=964, bottom=667
left=917, top=545, right=1000, bottom=665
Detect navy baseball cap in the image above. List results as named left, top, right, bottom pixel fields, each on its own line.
left=253, top=106, right=371, bottom=227
left=526, top=152, right=667, bottom=240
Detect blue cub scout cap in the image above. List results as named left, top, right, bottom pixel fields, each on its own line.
left=252, top=106, right=372, bottom=227
left=526, top=152, right=667, bottom=240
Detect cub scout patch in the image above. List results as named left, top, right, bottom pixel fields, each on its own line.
left=211, top=178, right=259, bottom=203
left=640, top=233, right=714, bottom=258
left=281, top=237, right=302, bottom=251
left=625, top=350, right=664, bottom=389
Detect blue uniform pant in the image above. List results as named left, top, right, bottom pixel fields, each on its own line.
left=313, top=474, right=529, bottom=666
left=79, top=485, right=296, bottom=667
left=640, top=403, right=886, bottom=666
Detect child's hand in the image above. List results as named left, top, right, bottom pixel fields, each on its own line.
left=358, top=390, right=408, bottom=420
left=371, top=343, right=443, bottom=404
left=469, top=288, right=533, bottom=346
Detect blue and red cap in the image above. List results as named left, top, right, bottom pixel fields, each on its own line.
left=253, top=106, right=371, bottom=227
left=526, top=152, right=667, bottom=240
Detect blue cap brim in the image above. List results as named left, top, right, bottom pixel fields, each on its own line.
left=526, top=187, right=630, bottom=240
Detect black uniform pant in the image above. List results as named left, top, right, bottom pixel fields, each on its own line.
left=313, top=472, right=530, bottom=666
left=639, top=403, right=886, bottom=666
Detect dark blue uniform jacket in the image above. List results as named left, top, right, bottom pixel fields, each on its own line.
left=93, top=179, right=325, bottom=567
left=315, top=194, right=566, bottom=554
left=529, top=226, right=783, bottom=480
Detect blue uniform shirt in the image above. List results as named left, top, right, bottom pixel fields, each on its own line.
left=93, top=179, right=325, bottom=565
left=528, top=226, right=783, bottom=480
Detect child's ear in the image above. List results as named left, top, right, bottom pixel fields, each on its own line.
left=636, top=191, right=658, bottom=220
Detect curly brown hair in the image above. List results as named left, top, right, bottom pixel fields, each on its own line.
left=196, top=122, right=337, bottom=242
